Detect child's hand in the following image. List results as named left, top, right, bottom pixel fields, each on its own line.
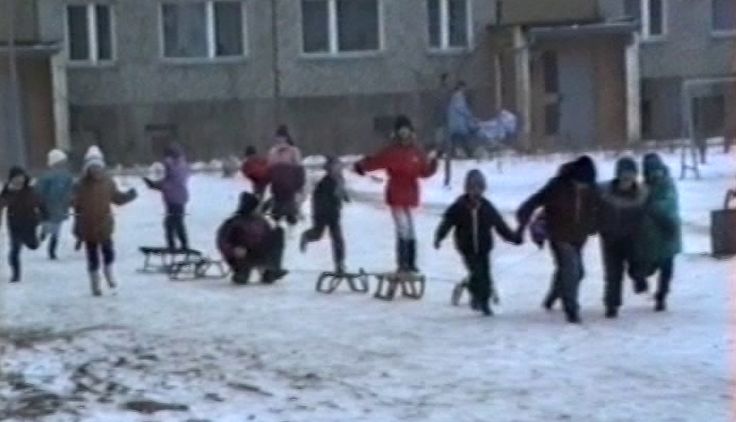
left=233, top=247, right=247, bottom=259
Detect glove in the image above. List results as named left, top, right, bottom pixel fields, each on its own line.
left=128, top=188, right=138, bottom=201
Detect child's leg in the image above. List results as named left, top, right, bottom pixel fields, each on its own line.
left=164, top=203, right=176, bottom=249
left=85, top=242, right=102, bottom=295
left=300, top=220, right=327, bottom=252
left=47, top=222, right=61, bottom=260
left=101, top=240, right=116, bottom=288
left=173, top=204, right=189, bottom=250
left=327, top=219, right=345, bottom=272
left=391, top=208, right=414, bottom=271
left=8, top=232, right=22, bottom=282
left=655, top=257, right=674, bottom=310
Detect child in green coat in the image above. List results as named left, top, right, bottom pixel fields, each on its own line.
left=635, top=153, right=682, bottom=312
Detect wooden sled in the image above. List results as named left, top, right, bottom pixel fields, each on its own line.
left=369, top=272, right=426, bottom=301
left=316, top=269, right=370, bottom=294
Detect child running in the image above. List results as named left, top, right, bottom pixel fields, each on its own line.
left=435, top=170, right=522, bottom=315
left=37, top=149, right=75, bottom=260
left=0, top=167, right=43, bottom=282
left=300, top=156, right=350, bottom=274
left=73, top=146, right=137, bottom=296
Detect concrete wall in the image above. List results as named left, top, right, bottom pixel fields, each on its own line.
left=499, top=0, right=599, bottom=25
left=0, top=0, right=39, bottom=43
left=37, top=0, right=498, bottom=163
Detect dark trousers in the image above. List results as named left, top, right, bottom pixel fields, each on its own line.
left=8, top=228, right=40, bottom=280
left=227, top=228, right=285, bottom=282
left=165, top=203, right=189, bottom=250
left=302, top=216, right=345, bottom=267
left=461, top=252, right=493, bottom=305
left=546, top=241, right=585, bottom=315
left=653, top=258, right=674, bottom=301
left=602, top=236, right=644, bottom=309
left=271, top=196, right=299, bottom=226
left=85, top=241, right=114, bottom=272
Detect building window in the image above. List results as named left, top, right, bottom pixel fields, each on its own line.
left=161, top=1, right=246, bottom=59
left=66, top=4, right=114, bottom=63
left=713, top=0, right=736, bottom=34
left=301, top=0, right=381, bottom=54
left=428, top=0, right=471, bottom=49
left=624, top=0, right=666, bottom=40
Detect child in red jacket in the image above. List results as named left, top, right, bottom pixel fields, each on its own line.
left=355, top=115, right=438, bottom=273
left=241, top=146, right=270, bottom=199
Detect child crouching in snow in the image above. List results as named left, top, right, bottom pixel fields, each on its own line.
left=434, top=170, right=522, bottom=316
left=73, top=146, right=137, bottom=296
left=300, top=156, right=349, bottom=274
left=217, top=192, right=288, bottom=285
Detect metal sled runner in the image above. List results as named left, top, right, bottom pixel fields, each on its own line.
left=370, top=272, right=426, bottom=301
left=316, top=269, right=370, bottom=294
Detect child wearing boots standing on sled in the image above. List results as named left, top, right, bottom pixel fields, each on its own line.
left=300, top=156, right=349, bottom=274
left=435, top=170, right=522, bottom=315
left=73, top=147, right=137, bottom=296
left=0, top=167, right=44, bottom=282
left=354, top=115, right=438, bottom=273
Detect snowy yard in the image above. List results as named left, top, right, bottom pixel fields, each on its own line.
left=0, top=151, right=734, bottom=421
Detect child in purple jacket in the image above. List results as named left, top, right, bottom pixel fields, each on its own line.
left=144, top=144, right=190, bottom=250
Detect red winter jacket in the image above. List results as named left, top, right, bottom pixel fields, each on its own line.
left=356, top=143, right=437, bottom=208
left=241, top=157, right=270, bottom=188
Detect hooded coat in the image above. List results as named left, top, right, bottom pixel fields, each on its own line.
left=73, top=167, right=136, bottom=243
left=147, top=146, right=189, bottom=206
left=217, top=193, right=274, bottom=261
left=634, top=155, right=682, bottom=266
left=517, top=157, right=598, bottom=244
left=36, top=166, right=75, bottom=224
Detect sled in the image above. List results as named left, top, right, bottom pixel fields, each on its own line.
left=168, top=257, right=230, bottom=281
left=316, top=269, right=370, bottom=294
left=138, top=247, right=204, bottom=274
left=369, top=272, right=426, bottom=301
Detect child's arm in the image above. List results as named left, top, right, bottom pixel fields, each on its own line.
left=489, top=204, right=522, bottom=245
left=354, top=148, right=390, bottom=175
left=434, top=202, right=459, bottom=248
left=111, top=179, right=137, bottom=206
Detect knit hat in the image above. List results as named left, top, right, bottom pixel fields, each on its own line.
left=275, top=125, right=294, bottom=145
left=7, top=166, right=26, bottom=181
left=643, top=153, right=668, bottom=180
left=47, top=149, right=68, bottom=167
left=615, top=156, right=638, bottom=178
left=237, top=192, right=260, bottom=216
left=83, top=145, right=106, bottom=173
left=464, top=169, right=487, bottom=193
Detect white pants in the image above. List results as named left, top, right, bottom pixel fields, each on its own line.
left=391, top=207, right=415, bottom=241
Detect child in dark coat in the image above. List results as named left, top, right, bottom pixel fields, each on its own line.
left=300, top=156, right=350, bottom=274
left=435, top=170, right=522, bottom=315
left=0, top=167, right=43, bottom=282
left=217, top=192, right=288, bottom=285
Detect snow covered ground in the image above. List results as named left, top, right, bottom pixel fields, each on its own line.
left=0, top=151, right=734, bottom=421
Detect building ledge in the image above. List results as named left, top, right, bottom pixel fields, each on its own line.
left=528, top=21, right=638, bottom=42
left=0, top=41, right=60, bottom=56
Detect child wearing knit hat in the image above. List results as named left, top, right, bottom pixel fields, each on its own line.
left=36, top=149, right=75, bottom=260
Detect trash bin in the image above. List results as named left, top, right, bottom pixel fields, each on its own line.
left=711, top=191, right=736, bottom=257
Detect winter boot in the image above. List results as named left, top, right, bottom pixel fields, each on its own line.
left=406, top=240, right=419, bottom=273
left=89, top=272, right=102, bottom=296
left=654, top=297, right=667, bottom=312
left=479, top=300, right=493, bottom=317
left=103, top=266, right=117, bottom=289
left=232, top=269, right=251, bottom=285
left=396, top=240, right=409, bottom=273
left=565, top=309, right=582, bottom=324
left=633, top=278, right=649, bottom=294
left=334, top=261, right=346, bottom=275
left=48, top=236, right=58, bottom=260
left=262, top=268, right=288, bottom=284
left=9, top=261, right=20, bottom=283
left=605, top=307, right=619, bottom=319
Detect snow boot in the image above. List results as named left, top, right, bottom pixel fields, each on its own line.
left=396, top=240, right=409, bottom=273
left=565, top=309, right=582, bottom=324
left=605, top=307, right=618, bottom=319
left=103, top=266, right=117, bottom=289
left=633, top=278, right=649, bottom=294
left=89, top=272, right=102, bottom=296
left=232, top=270, right=251, bottom=285
left=654, top=297, right=667, bottom=312
left=335, top=261, right=346, bottom=275
left=9, top=261, right=20, bottom=283
left=262, top=268, right=288, bottom=284
left=479, top=300, right=493, bottom=317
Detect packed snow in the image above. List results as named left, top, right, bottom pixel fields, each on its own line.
left=0, top=151, right=734, bottom=421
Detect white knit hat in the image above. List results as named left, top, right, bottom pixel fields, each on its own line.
left=47, top=149, right=68, bottom=167
left=83, top=145, right=106, bottom=173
